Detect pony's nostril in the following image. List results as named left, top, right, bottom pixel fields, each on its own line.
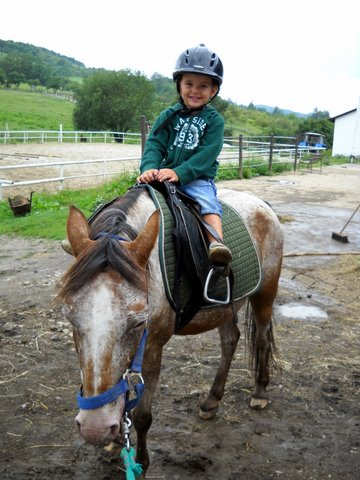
left=110, top=423, right=120, bottom=437
left=75, top=419, right=81, bottom=432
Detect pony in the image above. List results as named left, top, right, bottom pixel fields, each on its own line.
left=57, top=186, right=283, bottom=473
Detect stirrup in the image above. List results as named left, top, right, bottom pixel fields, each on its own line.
left=203, top=266, right=231, bottom=305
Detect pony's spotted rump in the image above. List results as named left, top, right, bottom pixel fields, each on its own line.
left=58, top=187, right=283, bottom=472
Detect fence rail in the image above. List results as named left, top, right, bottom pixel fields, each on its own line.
left=0, top=133, right=326, bottom=199
left=0, top=156, right=141, bottom=200
left=0, top=130, right=141, bottom=144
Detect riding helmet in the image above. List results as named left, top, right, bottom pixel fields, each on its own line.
left=173, top=44, right=224, bottom=87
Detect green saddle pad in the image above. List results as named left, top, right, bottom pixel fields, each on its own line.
left=146, top=186, right=262, bottom=308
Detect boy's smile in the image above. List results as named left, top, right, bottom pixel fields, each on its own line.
left=179, top=73, right=218, bottom=110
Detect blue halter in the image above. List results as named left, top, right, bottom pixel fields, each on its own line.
left=77, top=328, right=148, bottom=411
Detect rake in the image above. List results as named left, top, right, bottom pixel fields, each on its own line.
left=332, top=203, right=360, bottom=243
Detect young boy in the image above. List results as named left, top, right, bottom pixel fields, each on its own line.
left=138, top=44, right=232, bottom=266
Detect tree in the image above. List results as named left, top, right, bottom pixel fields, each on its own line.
left=73, top=70, right=155, bottom=132
left=0, top=67, right=6, bottom=85
left=212, top=95, right=229, bottom=116
left=310, top=108, right=330, bottom=120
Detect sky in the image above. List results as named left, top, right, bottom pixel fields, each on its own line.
left=2, top=0, right=359, bottom=117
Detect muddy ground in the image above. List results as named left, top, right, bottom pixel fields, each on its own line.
left=1, top=153, right=360, bottom=479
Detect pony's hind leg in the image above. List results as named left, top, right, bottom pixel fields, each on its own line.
left=199, top=314, right=240, bottom=419
left=247, top=286, right=278, bottom=409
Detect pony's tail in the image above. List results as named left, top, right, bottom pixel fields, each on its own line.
left=244, top=300, right=280, bottom=376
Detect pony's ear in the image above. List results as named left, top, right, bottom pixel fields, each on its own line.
left=67, top=205, right=95, bottom=257
left=126, top=210, right=159, bottom=268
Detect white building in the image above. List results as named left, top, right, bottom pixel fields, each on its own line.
left=331, top=102, right=360, bottom=157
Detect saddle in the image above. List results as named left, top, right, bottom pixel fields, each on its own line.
left=141, top=181, right=233, bottom=332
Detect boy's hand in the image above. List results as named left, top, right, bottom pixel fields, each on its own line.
left=157, top=169, right=179, bottom=183
left=137, top=169, right=159, bottom=184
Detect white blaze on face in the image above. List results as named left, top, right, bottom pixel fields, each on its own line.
left=87, top=282, right=118, bottom=393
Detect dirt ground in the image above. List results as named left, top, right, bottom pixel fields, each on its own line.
left=1, top=147, right=360, bottom=479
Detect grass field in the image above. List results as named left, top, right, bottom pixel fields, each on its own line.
left=0, top=173, right=137, bottom=240
left=0, top=89, right=75, bottom=131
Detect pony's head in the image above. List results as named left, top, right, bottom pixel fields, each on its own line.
left=58, top=204, right=159, bottom=445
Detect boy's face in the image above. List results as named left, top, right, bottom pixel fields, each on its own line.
left=179, top=73, right=218, bottom=109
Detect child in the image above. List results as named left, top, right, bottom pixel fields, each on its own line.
left=138, top=44, right=232, bottom=266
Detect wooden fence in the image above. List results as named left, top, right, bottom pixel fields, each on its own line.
left=0, top=128, right=325, bottom=199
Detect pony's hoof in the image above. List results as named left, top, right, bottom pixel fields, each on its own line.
left=250, top=397, right=270, bottom=409
left=199, top=406, right=218, bottom=420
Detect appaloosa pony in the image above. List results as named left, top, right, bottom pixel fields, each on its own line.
left=57, top=186, right=283, bottom=473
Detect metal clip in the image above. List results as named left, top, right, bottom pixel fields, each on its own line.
left=203, top=267, right=231, bottom=305
left=123, top=412, right=132, bottom=451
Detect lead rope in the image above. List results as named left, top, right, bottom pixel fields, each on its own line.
left=120, top=263, right=151, bottom=479
left=120, top=413, right=143, bottom=479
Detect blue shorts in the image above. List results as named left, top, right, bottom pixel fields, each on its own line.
left=178, top=179, right=222, bottom=217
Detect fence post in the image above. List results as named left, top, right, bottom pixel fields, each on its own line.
left=238, top=135, right=243, bottom=179
left=59, top=165, right=64, bottom=190
left=294, top=135, right=299, bottom=172
left=269, top=135, right=274, bottom=172
left=141, top=116, right=149, bottom=156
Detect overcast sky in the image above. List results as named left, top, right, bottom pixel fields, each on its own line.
left=2, top=0, right=359, bottom=116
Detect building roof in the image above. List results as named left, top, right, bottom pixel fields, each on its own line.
left=330, top=108, right=357, bottom=122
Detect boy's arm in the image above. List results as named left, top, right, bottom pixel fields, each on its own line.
left=174, top=116, right=224, bottom=185
left=140, top=113, right=170, bottom=173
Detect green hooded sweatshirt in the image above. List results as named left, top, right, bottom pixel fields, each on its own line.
left=140, top=103, right=224, bottom=185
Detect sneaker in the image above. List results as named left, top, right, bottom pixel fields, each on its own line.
left=61, top=239, right=74, bottom=255
left=208, top=241, right=232, bottom=265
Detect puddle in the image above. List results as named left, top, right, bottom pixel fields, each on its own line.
left=275, top=302, right=328, bottom=322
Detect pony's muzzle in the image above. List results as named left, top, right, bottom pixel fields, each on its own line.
left=75, top=409, right=121, bottom=445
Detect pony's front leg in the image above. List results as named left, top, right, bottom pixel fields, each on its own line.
left=133, top=343, right=164, bottom=474
left=199, top=315, right=240, bottom=419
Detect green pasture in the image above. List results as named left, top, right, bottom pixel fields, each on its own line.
left=0, top=89, right=74, bottom=131
left=0, top=173, right=137, bottom=240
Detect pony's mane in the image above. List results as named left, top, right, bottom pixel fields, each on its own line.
left=58, top=188, right=146, bottom=300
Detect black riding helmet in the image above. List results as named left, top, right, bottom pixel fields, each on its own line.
left=173, top=44, right=223, bottom=97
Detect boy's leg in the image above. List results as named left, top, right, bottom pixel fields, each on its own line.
left=203, top=213, right=223, bottom=242
left=179, top=180, right=232, bottom=266
left=204, top=213, right=232, bottom=265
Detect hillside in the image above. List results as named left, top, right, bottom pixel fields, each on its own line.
left=255, top=104, right=309, bottom=118
left=0, top=89, right=74, bottom=130
left=0, top=39, right=87, bottom=78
